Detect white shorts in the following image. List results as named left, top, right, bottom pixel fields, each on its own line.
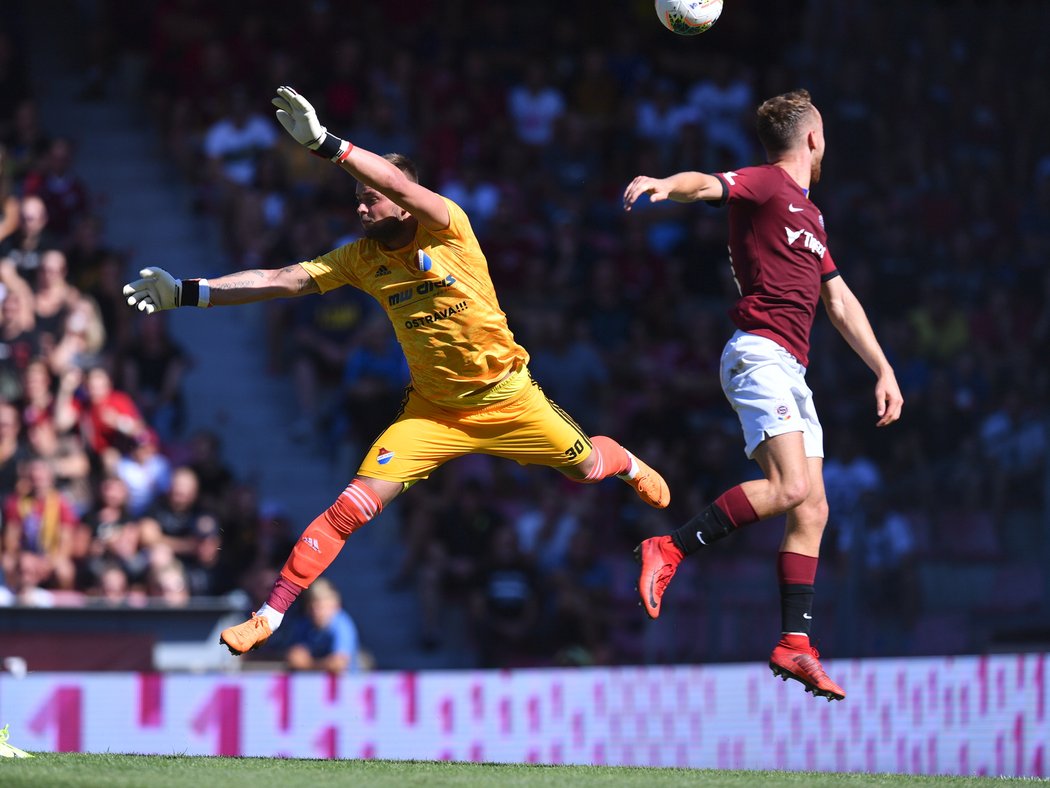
left=719, top=330, right=824, bottom=459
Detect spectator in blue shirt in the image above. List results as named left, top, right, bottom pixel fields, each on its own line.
left=285, top=578, right=359, bottom=674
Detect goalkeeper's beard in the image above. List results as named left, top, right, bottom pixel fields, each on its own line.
left=362, top=215, right=410, bottom=245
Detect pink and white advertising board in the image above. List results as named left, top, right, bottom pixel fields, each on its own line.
left=0, top=653, right=1045, bottom=776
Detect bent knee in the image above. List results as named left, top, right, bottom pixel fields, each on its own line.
left=775, top=479, right=811, bottom=512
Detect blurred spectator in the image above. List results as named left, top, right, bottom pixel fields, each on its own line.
left=980, top=389, right=1048, bottom=510
left=114, top=428, right=172, bottom=518
left=0, top=267, right=40, bottom=400
left=513, top=484, right=580, bottom=575
left=19, top=357, right=54, bottom=427
left=120, top=312, right=189, bottom=442
left=909, top=282, right=970, bottom=365
left=0, top=551, right=56, bottom=607
left=439, top=165, right=501, bottom=235
left=1, top=457, right=78, bottom=590
left=337, top=313, right=409, bottom=451
left=0, top=195, right=56, bottom=286
left=84, top=251, right=133, bottom=353
left=469, top=523, right=541, bottom=668
left=202, top=85, right=278, bottom=192
left=138, top=465, right=219, bottom=570
left=2, top=100, right=50, bottom=186
left=64, top=214, right=110, bottom=291
left=417, top=479, right=503, bottom=650
left=45, top=290, right=106, bottom=374
left=82, top=475, right=148, bottom=590
left=528, top=313, right=609, bottom=419
left=32, top=249, right=80, bottom=352
left=544, top=526, right=614, bottom=666
left=288, top=280, right=373, bottom=440
left=685, top=58, right=755, bottom=166
left=211, top=482, right=267, bottom=590
left=91, top=561, right=134, bottom=604
left=824, top=432, right=883, bottom=552
left=22, top=137, right=90, bottom=236
left=635, top=79, right=694, bottom=147
left=507, top=63, right=565, bottom=148
left=0, top=401, right=26, bottom=493
left=54, top=365, right=145, bottom=458
left=285, top=578, right=361, bottom=674
left=24, top=411, right=92, bottom=516
left=851, top=492, right=920, bottom=653
left=185, top=429, right=235, bottom=516
left=144, top=543, right=191, bottom=606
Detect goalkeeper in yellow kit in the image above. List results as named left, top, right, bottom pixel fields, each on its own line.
left=124, top=87, right=670, bottom=655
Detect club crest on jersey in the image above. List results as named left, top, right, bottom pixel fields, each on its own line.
left=417, top=250, right=433, bottom=271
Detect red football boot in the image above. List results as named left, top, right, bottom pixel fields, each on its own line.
left=634, top=535, right=684, bottom=619
left=769, top=634, right=846, bottom=701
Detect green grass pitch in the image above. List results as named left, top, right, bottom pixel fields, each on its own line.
left=0, top=754, right=1041, bottom=787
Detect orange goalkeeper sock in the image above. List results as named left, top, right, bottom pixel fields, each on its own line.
left=279, top=479, right=383, bottom=590
left=582, top=435, right=633, bottom=481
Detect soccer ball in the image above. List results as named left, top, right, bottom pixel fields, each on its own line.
left=655, top=0, right=723, bottom=35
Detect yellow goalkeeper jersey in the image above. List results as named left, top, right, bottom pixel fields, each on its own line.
left=300, top=197, right=529, bottom=409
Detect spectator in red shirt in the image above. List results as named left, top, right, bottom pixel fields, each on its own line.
left=54, top=365, right=145, bottom=457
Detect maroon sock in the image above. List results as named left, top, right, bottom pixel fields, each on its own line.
left=778, top=551, right=818, bottom=585
left=778, top=551, right=818, bottom=635
left=713, top=485, right=759, bottom=528
left=266, top=575, right=304, bottom=614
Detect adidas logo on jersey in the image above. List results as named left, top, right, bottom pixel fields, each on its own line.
left=301, top=536, right=321, bottom=553
left=374, top=265, right=391, bottom=278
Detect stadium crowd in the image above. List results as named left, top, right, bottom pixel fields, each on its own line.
left=2, top=0, right=1047, bottom=668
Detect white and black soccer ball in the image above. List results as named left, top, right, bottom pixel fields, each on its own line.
left=654, top=0, right=724, bottom=36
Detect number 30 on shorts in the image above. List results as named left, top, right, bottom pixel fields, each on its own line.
left=564, top=439, right=586, bottom=460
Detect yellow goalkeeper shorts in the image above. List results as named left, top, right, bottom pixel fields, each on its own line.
left=354, top=370, right=593, bottom=484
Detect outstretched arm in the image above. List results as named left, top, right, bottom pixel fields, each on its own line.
left=123, top=263, right=318, bottom=314
left=821, top=275, right=903, bottom=427
left=272, top=86, right=449, bottom=231
left=623, top=172, right=724, bottom=210
left=206, top=264, right=319, bottom=306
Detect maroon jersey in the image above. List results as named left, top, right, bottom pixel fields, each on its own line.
left=712, top=164, right=839, bottom=367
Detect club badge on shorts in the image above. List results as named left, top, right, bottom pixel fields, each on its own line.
left=377, top=447, right=395, bottom=465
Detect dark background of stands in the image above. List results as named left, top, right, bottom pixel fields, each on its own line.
left=0, top=0, right=1048, bottom=671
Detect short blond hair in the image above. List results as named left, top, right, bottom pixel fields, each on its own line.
left=306, top=578, right=341, bottom=604
left=756, top=89, right=817, bottom=156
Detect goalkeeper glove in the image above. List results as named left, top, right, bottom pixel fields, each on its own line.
left=271, top=85, right=353, bottom=162
left=122, top=267, right=210, bottom=314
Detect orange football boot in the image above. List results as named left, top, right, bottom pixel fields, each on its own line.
left=625, top=451, right=671, bottom=508
left=220, top=612, right=272, bottom=655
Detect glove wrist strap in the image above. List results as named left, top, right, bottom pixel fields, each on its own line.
left=180, top=278, right=211, bottom=308
left=311, top=132, right=353, bottom=162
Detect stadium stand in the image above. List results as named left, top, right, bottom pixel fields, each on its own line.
left=0, top=0, right=1047, bottom=672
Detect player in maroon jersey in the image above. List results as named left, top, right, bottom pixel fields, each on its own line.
left=622, top=89, right=903, bottom=701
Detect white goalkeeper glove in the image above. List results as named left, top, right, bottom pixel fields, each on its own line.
left=271, top=85, right=352, bottom=162
left=123, top=267, right=210, bottom=314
